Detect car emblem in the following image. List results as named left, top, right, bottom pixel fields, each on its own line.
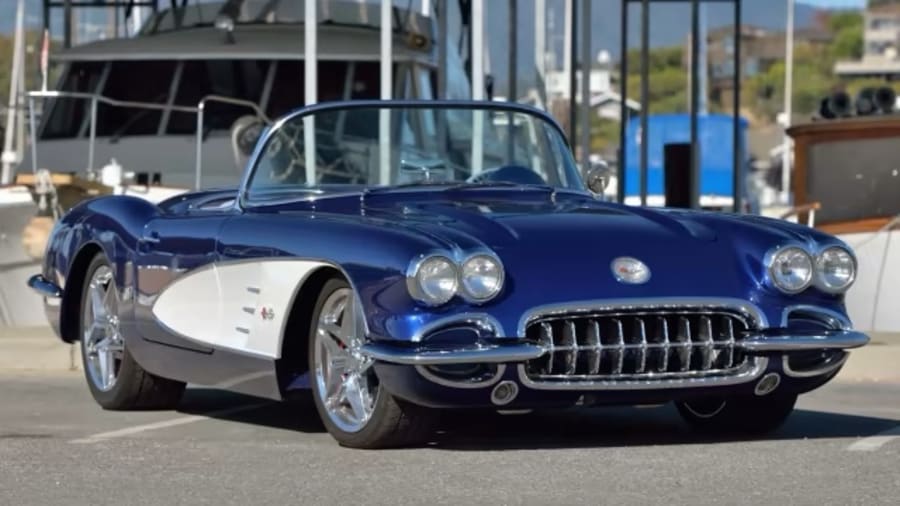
left=260, top=307, right=275, bottom=320
left=611, top=257, right=651, bottom=284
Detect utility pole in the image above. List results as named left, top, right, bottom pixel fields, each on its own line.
left=535, top=0, right=546, bottom=108
left=782, top=0, right=795, bottom=205
left=1, top=0, right=26, bottom=185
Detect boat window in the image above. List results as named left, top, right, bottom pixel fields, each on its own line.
left=41, top=61, right=105, bottom=139
left=93, top=60, right=176, bottom=137
left=266, top=60, right=383, bottom=121
left=265, top=61, right=304, bottom=118
left=167, top=60, right=270, bottom=134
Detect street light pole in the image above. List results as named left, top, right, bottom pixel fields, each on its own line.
left=1, top=0, right=25, bottom=185
left=782, top=0, right=795, bottom=205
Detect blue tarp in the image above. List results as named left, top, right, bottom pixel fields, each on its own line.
left=624, top=114, right=749, bottom=197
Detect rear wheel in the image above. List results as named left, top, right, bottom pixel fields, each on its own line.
left=79, top=253, right=185, bottom=410
left=308, top=278, right=434, bottom=448
left=676, top=393, right=797, bottom=435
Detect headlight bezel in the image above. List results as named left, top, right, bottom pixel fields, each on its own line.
left=406, top=250, right=505, bottom=306
left=813, top=245, right=857, bottom=294
left=765, top=243, right=857, bottom=295
left=459, top=252, right=505, bottom=303
left=406, top=254, right=459, bottom=306
left=766, top=245, right=815, bottom=295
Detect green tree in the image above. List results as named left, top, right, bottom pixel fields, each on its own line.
left=828, top=12, right=864, bottom=60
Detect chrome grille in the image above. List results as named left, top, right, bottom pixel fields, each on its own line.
left=524, top=309, right=753, bottom=381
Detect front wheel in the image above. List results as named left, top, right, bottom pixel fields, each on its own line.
left=676, top=393, right=798, bottom=435
left=79, top=253, right=185, bottom=410
left=308, top=278, right=434, bottom=448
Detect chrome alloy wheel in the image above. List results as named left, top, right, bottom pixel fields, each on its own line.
left=81, top=265, right=124, bottom=392
left=313, top=287, right=378, bottom=433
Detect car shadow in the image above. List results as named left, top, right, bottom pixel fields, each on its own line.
left=175, top=388, right=899, bottom=450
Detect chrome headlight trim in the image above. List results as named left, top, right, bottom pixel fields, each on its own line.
left=766, top=244, right=814, bottom=294
left=813, top=245, right=857, bottom=294
left=459, top=252, right=505, bottom=304
left=406, top=254, right=459, bottom=306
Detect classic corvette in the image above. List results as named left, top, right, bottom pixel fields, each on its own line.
left=29, top=100, right=869, bottom=448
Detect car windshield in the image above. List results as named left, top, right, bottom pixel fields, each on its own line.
left=243, top=102, right=583, bottom=201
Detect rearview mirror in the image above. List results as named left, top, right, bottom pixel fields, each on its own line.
left=585, top=160, right=612, bottom=196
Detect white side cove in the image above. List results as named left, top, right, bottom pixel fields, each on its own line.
left=841, top=228, right=900, bottom=332
left=152, top=260, right=329, bottom=358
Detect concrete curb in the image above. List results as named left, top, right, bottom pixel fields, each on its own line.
left=1, top=326, right=897, bottom=382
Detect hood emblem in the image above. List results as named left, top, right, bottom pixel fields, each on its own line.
left=611, top=257, right=651, bottom=284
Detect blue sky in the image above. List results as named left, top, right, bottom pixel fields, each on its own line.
left=801, top=0, right=865, bottom=8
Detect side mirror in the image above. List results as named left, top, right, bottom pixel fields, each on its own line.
left=585, top=160, right=612, bottom=196
left=230, top=115, right=266, bottom=171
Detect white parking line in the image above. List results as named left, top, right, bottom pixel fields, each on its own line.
left=847, top=425, right=900, bottom=452
left=69, top=402, right=270, bottom=444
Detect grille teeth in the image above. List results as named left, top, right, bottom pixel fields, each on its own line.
left=526, top=309, right=751, bottom=381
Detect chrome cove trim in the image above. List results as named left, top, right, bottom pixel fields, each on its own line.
left=740, top=330, right=869, bottom=352
left=517, top=357, right=769, bottom=391
left=410, top=313, right=505, bottom=343
left=516, top=297, right=768, bottom=337
left=27, top=274, right=62, bottom=299
left=781, top=305, right=850, bottom=330
left=360, top=342, right=544, bottom=365
left=415, top=364, right=507, bottom=389
left=782, top=352, right=849, bottom=378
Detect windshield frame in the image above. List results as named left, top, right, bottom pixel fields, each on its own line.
left=237, top=99, right=582, bottom=209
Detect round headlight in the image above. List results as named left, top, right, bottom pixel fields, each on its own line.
left=815, top=246, right=856, bottom=293
left=768, top=246, right=813, bottom=294
left=408, top=255, right=458, bottom=305
left=460, top=254, right=504, bottom=302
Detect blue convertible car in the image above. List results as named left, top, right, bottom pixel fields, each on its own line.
left=29, top=101, right=868, bottom=448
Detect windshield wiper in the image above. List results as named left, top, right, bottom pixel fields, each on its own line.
left=367, top=181, right=553, bottom=193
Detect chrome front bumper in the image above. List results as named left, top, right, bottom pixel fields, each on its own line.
left=27, top=274, right=62, bottom=298
left=361, top=329, right=870, bottom=366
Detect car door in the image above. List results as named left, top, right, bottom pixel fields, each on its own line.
left=134, top=211, right=229, bottom=352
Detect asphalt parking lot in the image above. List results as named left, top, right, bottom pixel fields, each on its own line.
left=1, top=370, right=899, bottom=506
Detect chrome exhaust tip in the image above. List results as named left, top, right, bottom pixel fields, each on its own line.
left=490, top=380, right=519, bottom=406
left=754, top=372, right=781, bottom=396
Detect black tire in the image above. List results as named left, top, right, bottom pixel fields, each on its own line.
left=308, top=277, right=434, bottom=449
left=79, top=253, right=185, bottom=410
left=676, top=393, right=798, bottom=435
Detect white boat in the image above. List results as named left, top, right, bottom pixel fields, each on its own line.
left=1, top=0, right=469, bottom=327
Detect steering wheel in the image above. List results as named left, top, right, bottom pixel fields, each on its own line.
left=467, top=165, right=547, bottom=186
left=264, top=123, right=367, bottom=185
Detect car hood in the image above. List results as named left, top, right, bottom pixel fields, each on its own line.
left=254, top=187, right=841, bottom=325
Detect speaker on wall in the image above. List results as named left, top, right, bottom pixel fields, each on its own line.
left=663, top=143, right=692, bottom=209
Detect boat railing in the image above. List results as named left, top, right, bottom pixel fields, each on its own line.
left=194, top=95, right=271, bottom=189
left=779, top=202, right=821, bottom=228
left=26, top=90, right=270, bottom=190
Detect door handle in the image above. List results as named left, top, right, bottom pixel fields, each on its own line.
left=140, top=231, right=161, bottom=244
